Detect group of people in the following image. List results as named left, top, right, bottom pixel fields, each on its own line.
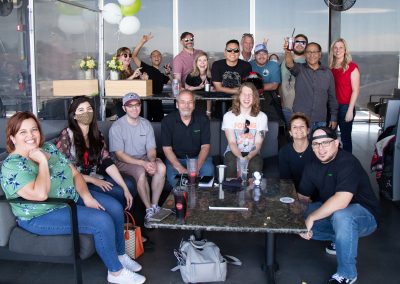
left=0, top=31, right=377, bottom=284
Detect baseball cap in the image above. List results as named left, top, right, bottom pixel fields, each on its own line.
left=254, top=43, right=268, bottom=54
left=123, top=92, right=140, bottom=106
left=311, top=126, right=338, bottom=141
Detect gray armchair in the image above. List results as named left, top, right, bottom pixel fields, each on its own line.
left=0, top=188, right=95, bottom=284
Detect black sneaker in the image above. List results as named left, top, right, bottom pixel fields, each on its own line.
left=326, top=242, right=336, bottom=255
left=328, top=273, right=357, bottom=284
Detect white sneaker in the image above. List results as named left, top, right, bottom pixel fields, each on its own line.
left=152, top=204, right=161, bottom=214
left=118, top=254, right=142, bottom=272
left=107, top=268, right=146, bottom=284
left=144, top=208, right=154, bottom=223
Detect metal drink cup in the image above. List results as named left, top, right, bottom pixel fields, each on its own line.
left=287, top=37, right=295, bottom=51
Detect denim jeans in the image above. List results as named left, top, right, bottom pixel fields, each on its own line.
left=311, top=121, right=327, bottom=131
left=166, top=156, right=215, bottom=187
left=338, top=104, right=355, bottom=153
left=17, top=190, right=125, bottom=272
left=282, top=107, right=293, bottom=128
left=305, top=202, right=377, bottom=279
left=88, top=174, right=137, bottom=210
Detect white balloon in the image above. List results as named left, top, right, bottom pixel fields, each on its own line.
left=118, top=0, right=135, bottom=6
left=103, top=3, right=123, bottom=25
left=119, top=16, right=141, bottom=35
left=58, top=14, right=88, bottom=34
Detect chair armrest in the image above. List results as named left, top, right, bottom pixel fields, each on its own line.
left=369, top=94, right=392, bottom=103
left=1, top=196, right=80, bottom=259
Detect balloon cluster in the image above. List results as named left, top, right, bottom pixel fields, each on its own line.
left=103, top=0, right=142, bottom=35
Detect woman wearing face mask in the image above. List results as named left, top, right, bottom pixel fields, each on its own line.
left=55, top=96, right=136, bottom=210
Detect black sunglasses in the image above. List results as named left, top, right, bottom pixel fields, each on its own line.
left=295, top=40, right=307, bottom=45
left=183, top=37, right=194, bottom=43
left=244, top=119, right=250, bottom=134
left=122, top=54, right=132, bottom=58
left=226, top=48, right=240, bottom=53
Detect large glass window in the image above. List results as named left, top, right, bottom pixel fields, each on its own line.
left=340, top=0, right=400, bottom=109
left=0, top=0, right=31, bottom=117
left=256, top=0, right=329, bottom=64
left=178, top=0, right=250, bottom=63
left=34, top=0, right=98, bottom=119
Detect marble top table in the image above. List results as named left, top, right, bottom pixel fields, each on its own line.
left=146, top=178, right=307, bottom=284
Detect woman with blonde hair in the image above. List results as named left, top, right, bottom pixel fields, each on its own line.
left=221, top=82, right=268, bottom=179
left=329, top=38, right=360, bottom=153
left=116, top=47, right=148, bottom=80
left=185, top=51, right=213, bottom=117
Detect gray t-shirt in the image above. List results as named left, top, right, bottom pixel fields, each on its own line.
left=109, top=115, right=156, bottom=159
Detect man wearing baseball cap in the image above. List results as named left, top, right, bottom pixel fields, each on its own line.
left=109, top=93, right=166, bottom=223
left=250, top=43, right=281, bottom=92
left=298, top=126, right=380, bottom=284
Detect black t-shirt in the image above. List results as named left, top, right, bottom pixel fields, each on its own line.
left=161, top=110, right=210, bottom=159
left=211, top=59, right=252, bottom=88
left=279, top=143, right=315, bottom=191
left=299, top=150, right=381, bottom=222
left=140, top=61, right=169, bottom=94
left=185, top=74, right=211, bottom=90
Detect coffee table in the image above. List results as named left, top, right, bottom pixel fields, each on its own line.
left=146, top=178, right=307, bottom=283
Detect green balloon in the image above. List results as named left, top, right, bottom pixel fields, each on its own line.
left=121, top=0, right=141, bottom=16
left=58, top=3, right=82, bottom=16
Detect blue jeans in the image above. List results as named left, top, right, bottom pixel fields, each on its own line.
left=338, top=104, right=355, bottom=153
left=17, top=191, right=125, bottom=272
left=282, top=107, right=293, bottom=128
left=88, top=174, right=137, bottom=209
left=166, top=156, right=215, bottom=187
left=305, top=202, right=377, bottom=279
left=311, top=121, right=327, bottom=131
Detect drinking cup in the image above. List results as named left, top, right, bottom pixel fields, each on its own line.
left=237, top=158, right=249, bottom=185
left=287, top=37, right=295, bottom=51
left=173, top=187, right=187, bottom=222
left=205, top=83, right=210, bottom=92
left=216, top=164, right=227, bottom=183
left=186, top=158, right=197, bottom=185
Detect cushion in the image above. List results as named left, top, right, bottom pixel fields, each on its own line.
left=9, top=227, right=95, bottom=259
left=0, top=202, right=17, bottom=246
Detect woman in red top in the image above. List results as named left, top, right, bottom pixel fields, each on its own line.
left=329, top=38, right=360, bottom=153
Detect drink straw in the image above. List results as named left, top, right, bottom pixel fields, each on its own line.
left=291, top=28, right=296, bottom=37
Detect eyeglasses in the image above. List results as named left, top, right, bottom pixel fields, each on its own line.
left=306, top=50, right=320, bottom=55
left=295, top=40, right=307, bottom=45
left=226, top=48, right=240, bottom=53
left=244, top=119, right=250, bottom=134
left=311, top=140, right=334, bottom=149
left=121, top=54, right=132, bottom=58
left=183, top=37, right=194, bottom=43
left=125, top=103, right=141, bottom=109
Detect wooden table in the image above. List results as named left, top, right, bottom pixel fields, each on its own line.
left=146, top=178, right=307, bottom=283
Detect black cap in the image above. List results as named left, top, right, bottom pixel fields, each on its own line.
left=311, top=126, right=338, bottom=141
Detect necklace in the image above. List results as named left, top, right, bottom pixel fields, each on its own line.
left=293, top=143, right=307, bottom=158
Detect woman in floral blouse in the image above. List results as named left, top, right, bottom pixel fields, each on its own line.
left=55, top=96, right=136, bottom=210
left=1, top=111, right=145, bottom=283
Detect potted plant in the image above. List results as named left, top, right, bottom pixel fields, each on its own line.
left=79, top=56, right=97, bottom=79
left=106, top=56, right=124, bottom=80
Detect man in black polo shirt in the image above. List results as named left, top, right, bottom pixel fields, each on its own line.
left=132, top=33, right=172, bottom=121
left=298, top=127, right=380, bottom=284
left=161, top=90, right=214, bottom=186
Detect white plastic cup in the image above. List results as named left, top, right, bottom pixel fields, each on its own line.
left=237, top=158, right=249, bottom=183
left=216, top=165, right=227, bottom=183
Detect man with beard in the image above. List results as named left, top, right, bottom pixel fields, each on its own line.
left=298, top=127, right=380, bottom=284
left=280, top=34, right=308, bottom=125
left=239, top=33, right=254, bottom=62
left=161, top=90, right=214, bottom=186
left=173, top=32, right=202, bottom=84
left=211, top=39, right=252, bottom=95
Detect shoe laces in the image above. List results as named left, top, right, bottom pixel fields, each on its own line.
left=332, top=273, right=345, bottom=283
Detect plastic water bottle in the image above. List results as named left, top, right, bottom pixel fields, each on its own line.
left=253, top=179, right=261, bottom=202
left=172, top=79, right=180, bottom=97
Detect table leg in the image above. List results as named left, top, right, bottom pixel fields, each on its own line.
left=142, top=100, right=148, bottom=119
left=264, top=232, right=277, bottom=284
left=193, top=229, right=203, bottom=240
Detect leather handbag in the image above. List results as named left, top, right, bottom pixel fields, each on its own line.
left=124, top=211, right=144, bottom=259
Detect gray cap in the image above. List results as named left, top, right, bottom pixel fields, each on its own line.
left=254, top=43, right=268, bottom=54
left=122, top=92, right=140, bottom=106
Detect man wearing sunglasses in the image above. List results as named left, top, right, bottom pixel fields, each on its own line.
left=211, top=39, right=252, bottom=95
left=239, top=33, right=254, bottom=62
left=280, top=34, right=308, bottom=125
left=172, top=31, right=202, bottom=84
left=284, top=40, right=338, bottom=130
left=298, top=126, right=380, bottom=284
